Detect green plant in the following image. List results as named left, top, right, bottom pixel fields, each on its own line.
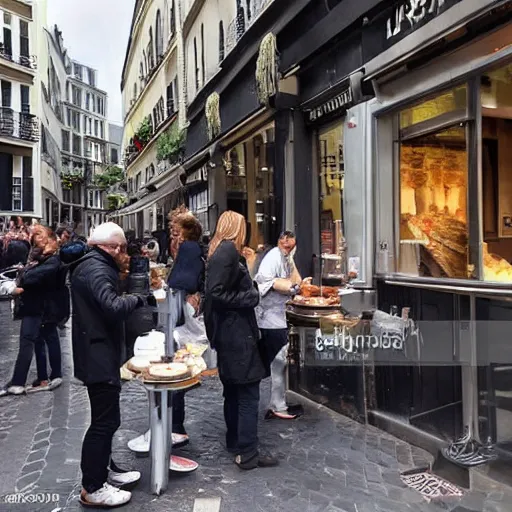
left=256, top=33, right=278, bottom=105
left=136, top=117, right=152, bottom=145
left=205, top=92, right=220, bottom=140
left=61, top=167, right=84, bottom=190
left=106, top=193, right=127, bottom=211
left=156, top=125, right=186, bottom=162
left=93, top=165, right=125, bottom=190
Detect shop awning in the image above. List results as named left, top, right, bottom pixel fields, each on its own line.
left=113, top=169, right=186, bottom=216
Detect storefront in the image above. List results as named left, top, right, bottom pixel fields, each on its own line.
left=368, top=0, right=512, bottom=476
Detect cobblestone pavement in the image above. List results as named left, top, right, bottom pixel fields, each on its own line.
left=1, top=300, right=512, bottom=512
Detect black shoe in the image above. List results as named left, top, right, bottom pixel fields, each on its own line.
left=235, top=452, right=279, bottom=470
left=287, top=404, right=304, bottom=416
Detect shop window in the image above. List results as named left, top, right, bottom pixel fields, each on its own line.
left=225, top=123, right=276, bottom=248
left=480, top=64, right=512, bottom=282
left=397, top=87, right=469, bottom=279
left=318, top=122, right=344, bottom=256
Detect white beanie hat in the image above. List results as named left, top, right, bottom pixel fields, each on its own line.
left=88, top=222, right=126, bottom=246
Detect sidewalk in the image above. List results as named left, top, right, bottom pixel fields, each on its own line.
left=0, top=298, right=511, bottom=512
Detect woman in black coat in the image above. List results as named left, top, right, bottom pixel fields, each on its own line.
left=204, top=211, right=278, bottom=470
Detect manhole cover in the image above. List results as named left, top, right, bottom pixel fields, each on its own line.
left=400, top=468, right=464, bottom=502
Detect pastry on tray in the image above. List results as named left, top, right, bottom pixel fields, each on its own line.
left=147, top=362, right=191, bottom=381
left=127, top=356, right=154, bottom=374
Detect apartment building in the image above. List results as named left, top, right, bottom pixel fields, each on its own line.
left=40, top=25, right=115, bottom=233
left=115, top=0, right=186, bottom=234
left=0, top=0, right=44, bottom=225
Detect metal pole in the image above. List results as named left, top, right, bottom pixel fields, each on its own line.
left=149, top=389, right=172, bottom=495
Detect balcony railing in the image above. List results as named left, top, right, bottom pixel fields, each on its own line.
left=225, top=0, right=274, bottom=55
left=0, top=44, right=37, bottom=70
left=0, top=108, right=39, bottom=142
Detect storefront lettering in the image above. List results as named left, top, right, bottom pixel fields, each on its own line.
left=386, top=0, right=445, bottom=40
left=308, top=88, right=352, bottom=122
left=315, top=328, right=404, bottom=353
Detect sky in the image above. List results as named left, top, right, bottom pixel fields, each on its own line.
left=47, top=0, right=136, bottom=124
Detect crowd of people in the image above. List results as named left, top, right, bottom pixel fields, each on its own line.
left=0, top=208, right=308, bottom=508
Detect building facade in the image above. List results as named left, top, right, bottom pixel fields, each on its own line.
left=0, top=0, right=44, bottom=227
left=40, top=25, right=120, bottom=234
left=116, top=0, right=186, bottom=235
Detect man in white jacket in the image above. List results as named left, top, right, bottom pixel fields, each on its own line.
left=255, top=231, right=307, bottom=420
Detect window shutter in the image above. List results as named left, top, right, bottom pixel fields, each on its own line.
left=22, top=155, right=33, bottom=211
left=0, top=153, right=12, bottom=210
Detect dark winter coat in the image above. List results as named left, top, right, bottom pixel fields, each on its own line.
left=203, top=240, right=267, bottom=385
left=43, top=260, right=69, bottom=324
left=70, top=247, right=140, bottom=387
left=168, top=241, right=205, bottom=294
left=17, top=254, right=61, bottom=318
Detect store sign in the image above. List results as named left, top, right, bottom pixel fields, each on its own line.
left=307, top=88, right=353, bottom=122
left=386, top=0, right=462, bottom=40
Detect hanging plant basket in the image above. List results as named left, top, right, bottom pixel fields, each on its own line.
left=205, top=92, right=221, bottom=141
left=256, top=32, right=279, bottom=106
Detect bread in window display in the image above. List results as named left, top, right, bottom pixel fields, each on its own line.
left=483, top=243, right=512, bottom=282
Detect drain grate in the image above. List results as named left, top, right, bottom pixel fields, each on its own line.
left=400, top=468, right=464, bottom=502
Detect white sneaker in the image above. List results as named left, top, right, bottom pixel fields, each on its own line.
left=49, top=378, right=63, bottom=390
left=79, top=483, right=131, bottom=508
left=127, top=430, right=189, bottom=453
left=108, top=469, right=141, bottom=488
left=127, top=429, right=150, bottom=453
left=7, top=386, right=25, bottom=395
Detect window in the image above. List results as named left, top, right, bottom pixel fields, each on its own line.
left=1, top=80, right=11, bottom=107
left=100, top=121, right=104, bottom=139
left=19, top=20, right=29, bottom=58
left=142, top=51, right=147, bottom=76
left=94, top=119, right=99, bottom=137
left=71, top=110, right=80, bottom=131
left=3, top=12, right=11, bottom=25
left=219, top=21, right=225, bottom=62
left=236, top=0, right=245, bottom=40
left=73, top=63, right=83, bottom=80
left=12, top=176, right=21, bottom=211
left=139, top=61, right=144, bottom=89
left=189, top=189, right=209, bottom=232
left=86, top=92, right=91, bottom=110
left=3, top=25, right=12, bottom=57
left=94, top=143, right=100, bottom=162
left=170, top=1, right=176, bottom=37
left=246, top=0, right=252, bottom=20
left=66, top=108, right=71, bottom=127
left=397, top=86, right=468, bottom=278
left=133, top=82, right=137, bottom=100
left=318, top=122, right=344, bottom=256
left=167, top=80, right=175, bottom=116
left=86, top=140, right=92, bottom=158
left=111, top=147, right=118, bottom=164
left=88, top=117, right=92, bottom=135
left=72, top=85, right=82, bottom=107
left=155, top=10, right=163, bottom=58
left=194, top=37, right=199, bottom=90
left=72, top=134, right=82, bottom=156
left=201, top=24, right=205, bottom=84
left=135, top=172, right=141, bottom=190
left=88, top=68, right=96, bottom=87
left=20, top=85, right=29, bottom=113
left=148, top=27, right=154, bottom=69
left=97, top=97, right=104, bottom=116
left=149, top=163, right=155, bottom=180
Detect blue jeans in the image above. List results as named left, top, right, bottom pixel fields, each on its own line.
left=222, top=380, right=260, bottom=458
left=11, top=316, right=41, bottom=387
left=34, top=323, right=62, bottom=382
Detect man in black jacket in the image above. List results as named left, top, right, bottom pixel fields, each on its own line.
left=70, top=222, right=150, bottom=509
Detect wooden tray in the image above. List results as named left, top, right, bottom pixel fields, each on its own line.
left=136, top=373, right=200, bottom=389
left=139, top=367, right=192, bottom=383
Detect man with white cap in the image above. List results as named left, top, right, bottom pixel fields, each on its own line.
left=70, top=222, right=153, bottom=508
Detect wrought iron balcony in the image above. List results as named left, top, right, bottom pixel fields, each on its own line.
left=0, top=44, right=37, bottom=70
left=0, top=108, right=39, bottom=142
left=225, top=0, right=274, bottom=55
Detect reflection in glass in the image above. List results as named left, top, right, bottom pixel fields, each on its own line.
left=481, top=64, right=512, bottom=282
left=400, top=85, right=467, bottom=129
left=399, top=126, right=468, bottom=278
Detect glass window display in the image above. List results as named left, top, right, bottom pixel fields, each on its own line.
left=398, top=95, right=469, bottom=278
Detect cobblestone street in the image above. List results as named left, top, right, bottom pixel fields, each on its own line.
left=0, top=301, right=511, bottom=512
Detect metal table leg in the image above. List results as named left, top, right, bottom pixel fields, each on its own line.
left=149, top=389, right=173, bottom=495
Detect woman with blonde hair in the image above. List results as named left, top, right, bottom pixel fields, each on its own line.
left=204, top=211, right=278, bottom=470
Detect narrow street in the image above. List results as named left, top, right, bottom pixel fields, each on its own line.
left=0, top=301, right=510, bottom=512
